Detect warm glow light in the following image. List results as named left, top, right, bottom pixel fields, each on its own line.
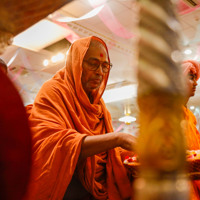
left=184, top=49, right=192, bottom=55
left=119, top=115, right=136, bottom=124
left=102, top=84, right=137, bottom=103
left=43, top=59, right=49, bottom=66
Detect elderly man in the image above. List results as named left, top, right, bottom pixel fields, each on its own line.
left=182, top=60, right=200, bottom=200
left=25, top=36, right=135, bottom=200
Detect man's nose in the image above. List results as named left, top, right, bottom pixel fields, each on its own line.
left=194, top=79, right=198, bottom=86
left=96, top=64, right=104, bottom=74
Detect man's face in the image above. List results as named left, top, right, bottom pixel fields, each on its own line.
left=81, top=44, right=109, bottom=96
left=186, top=71, right=198, bottom=97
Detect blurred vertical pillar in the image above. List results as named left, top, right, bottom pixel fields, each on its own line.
left=134, top=0, right=189, bottom=199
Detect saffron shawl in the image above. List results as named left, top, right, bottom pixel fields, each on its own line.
left=25, top=36, right=131, bottom=200
left=183, top=107, right=200, bottom=200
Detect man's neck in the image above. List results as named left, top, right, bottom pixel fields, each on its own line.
left=88, top=93, right=94, bottom=104
left=183, top=96, right=189, bottom=107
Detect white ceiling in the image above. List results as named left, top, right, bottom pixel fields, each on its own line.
left=1, top=0, right=200, bottom=121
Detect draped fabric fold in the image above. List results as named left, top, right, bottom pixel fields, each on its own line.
left=25, top=36, right=131, bottom=200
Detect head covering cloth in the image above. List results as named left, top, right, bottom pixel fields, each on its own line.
left=182, top=60, right=200, bottom=80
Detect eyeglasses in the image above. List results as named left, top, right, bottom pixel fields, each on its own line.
left=188, top=73, right=197, bottom=81
left=83, top=58, right=112, bottom=73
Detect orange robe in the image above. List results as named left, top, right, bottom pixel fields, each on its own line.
left=25, top=36, right=131, bottom=200
left=183, top=107, right=200, bottom=200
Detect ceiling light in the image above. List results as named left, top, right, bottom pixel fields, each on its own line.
left=119, top=115, right=136, bottom=125
left=51, top=55, right=57, bottom=63
left=88, top=0, right=107, bottom=7
left=51, top=53, right=65, bottom=63
left=102, top=84, right=137, bottom=103
left=184, top=49, right=192, bottom=55
left=190, top=106, right=195, bottom=110
left=43, top=59, right=49, bottom=66
left=56, top=52, right=65, bottom=61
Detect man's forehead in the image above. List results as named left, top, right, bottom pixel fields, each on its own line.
left=85, top=46, right=108, bottom=59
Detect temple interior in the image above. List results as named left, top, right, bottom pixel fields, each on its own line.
left=1, top=0, right=200, bottom=199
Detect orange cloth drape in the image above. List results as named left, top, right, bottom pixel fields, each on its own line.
left=183, top=107, right=200, bottom=200
left=25, top=36, right=131, bottom=200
